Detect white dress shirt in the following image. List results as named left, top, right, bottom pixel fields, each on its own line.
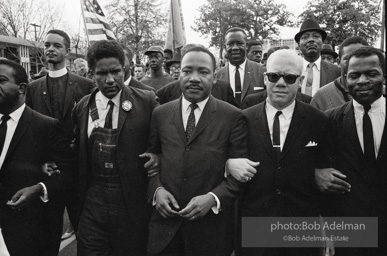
left=87, top=90, right=122, bottom=137
left=48, top=67, right=67, bottom=78
left=301, top=57, right=321, bottom=97
left=265, top=100, right=296, bottom=151
left=0, top=104, right=48, bottom=202
left=181, top=96, right=209, bottom=129
left=124, top=76, right=132, bottom=86
left=0, top=104, right=25, bottom=169
left=353, top=96, right=385, bottom=157
left=228, top=59, right=247, bottom=96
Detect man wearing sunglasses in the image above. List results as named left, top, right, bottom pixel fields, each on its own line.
left=227, top=49, right=331, bottom=256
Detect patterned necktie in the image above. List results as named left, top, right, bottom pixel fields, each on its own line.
left=235, top=65, right=242, bottom=105
left=185, top=103, right=198, bottom=141
left=104, top=101, right=115, bottom=129
left=305, top=62, right=314, bottom=96
left=363, top=105, right=375, bottom=163
left=273, top=111, right=282, bottom=157
left=0, top=115, right=11, bottom=154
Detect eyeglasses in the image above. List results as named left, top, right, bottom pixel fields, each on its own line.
left=265, top=72, right=300, bottom=84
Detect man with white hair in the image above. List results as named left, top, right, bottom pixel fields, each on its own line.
left=73, top=58, right=89, bottom=77
left=228, top=49, right=331, bottom=256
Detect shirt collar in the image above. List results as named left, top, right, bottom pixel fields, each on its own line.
left=1, top=104, right=26, bottom=123
left=353, top=96, right=385, bottom=113
left=124, top=76, right=132, bottom=86
left=265, top=99, right=295, bottom=121
left=182, top=96, right=210, bottom=112
left=229, top=59, right=247, bottom=71
left=96, top=90, right=122, bottom=109
left=303, top=56, right=321, bottom=71
left=48, top=67, right=68, bottom=78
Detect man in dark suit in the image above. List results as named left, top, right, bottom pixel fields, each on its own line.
left=0, top=59, right=74, bottom=256
left=72, top=40, right=159, bottom=256
left=228, top=50, right=331, bottom=256
left=295, top=19, right=340, bottom=97
left=156, top=79, right=238, bottom=107
left=216, top=27, right=265, bottom=107
left=146, top=46, right=248, bottom=256
left=316, top=46, right=386, bottom=256
left=120, top=44, right=155, bottom=91
left=26, top=29, right=95, bottom=243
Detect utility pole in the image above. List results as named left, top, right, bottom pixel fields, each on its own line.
left=30, top=23, right=41, bottom=73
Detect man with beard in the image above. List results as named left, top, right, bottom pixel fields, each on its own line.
left=246, top=41, right=263, bottom=64
left=26, top=29, right=95, bottom=254
left=295, top=19, right=340, bottom=97
left=216, top=27, right=264, bottom=108
left=140, top=46, right=175, bottom=91
left=311, top=36, right=369, bottom=111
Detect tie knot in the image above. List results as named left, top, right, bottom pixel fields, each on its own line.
left=308, top=62, right=315, bottom=68
left=190, top=103, right=198, bottom=111
left=363, top=104, right=371, bottom=113
left=108, top=100, right=114, bottom=108
left=275, top=111, right=282, bottom=119
left=1, top=115, right=10, bottom=122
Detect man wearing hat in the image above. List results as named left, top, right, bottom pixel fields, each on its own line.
left=141, top=46, right=175, bottom=91
left=166, top=52, right=181, bottom=80
left=295, top=18, right=340, bottom=96
left=320, top=44, right=338, bottom=64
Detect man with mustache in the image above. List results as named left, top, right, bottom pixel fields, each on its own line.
left=26, top=29, right=95, bottom=253
left=140, top=46, right=175, bottom=91
left=146, top=46, right=249, bottom=256
left=295, top=19, right=340, bottom=97
left=216, top=27, right=265, bottom=108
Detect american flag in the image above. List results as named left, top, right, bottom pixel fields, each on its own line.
left=81, top=0, right=116, bottom=44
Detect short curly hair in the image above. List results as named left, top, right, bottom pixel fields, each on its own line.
left=87, top=40, right=125, bottom=71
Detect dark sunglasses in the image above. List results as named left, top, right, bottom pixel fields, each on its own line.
left=265, top=72, right=300, bottom=84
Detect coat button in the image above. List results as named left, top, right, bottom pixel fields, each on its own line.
left=182, top=176, right=188, bottom=181
left=277, top=166, right=281, bottom=170
left=185, top=147, right=190, bottom=152
left=276, top=189, right=281, bottom=195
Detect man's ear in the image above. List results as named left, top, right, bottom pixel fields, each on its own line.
left=18, top=83, right=27, bottom=94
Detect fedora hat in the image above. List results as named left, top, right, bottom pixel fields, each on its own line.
left=144, top=45, right=164, bottom=56
left=294, top=18, right=327, bottom=43
left=166, top=52, right=181, bottom=68
left=321, top=44, right=338, bottom=59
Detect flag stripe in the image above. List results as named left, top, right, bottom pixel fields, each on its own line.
left=81, top=0, right=116, bottom=43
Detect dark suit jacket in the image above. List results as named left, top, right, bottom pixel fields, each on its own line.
left=72, top=86, right=158, bottom=255
left=319, top=59, right=341, bottom=87
left=147, top=96, right=248, bottom=255
left=129, top=77, right=156, bottom=91
left=27, top=73, right=95, bottom=140
left=325, top=101, right=387, bottom=255
left=156, top=79, right=238, bottom=107
left=216, top=59, right=265, bottom=107
left=241, top=101, right=329, bottom=217
left=0, top=106, right=74, bottom=256
left=241, top=90, right=312, bottom=109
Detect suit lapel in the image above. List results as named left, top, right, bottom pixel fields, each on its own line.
left=116, top=86, right=133, bottom=138
left=63, top=73, right=77, bottom=118
left=242, top=60, right=252, bottom=101
left=172, top=98, right=187, bottom=144
left=40, top=76, right=53, bottom=116
left=342, top=103, right=365, bottom=160
left=377, top=121, right=386, bottom=161
left=320, top=61, right=329, bottom=87
left=188, top=96, right=217, bottom=144
left=254, top=102, right=276, bottom=162
left=280, top=101, right=306, bottom=160
left=5, top=106, right=32, bottom=158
